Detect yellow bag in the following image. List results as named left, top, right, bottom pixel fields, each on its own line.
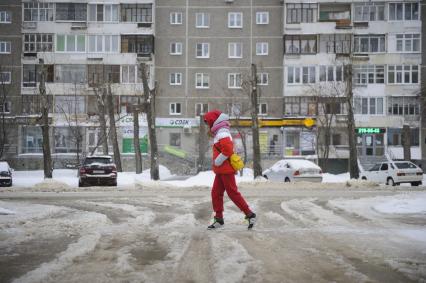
left=230, top=153, right=244, bottom=171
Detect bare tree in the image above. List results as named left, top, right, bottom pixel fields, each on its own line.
left=39, top=59, right=52, bottom=178
left=133, top=104, right=142, bottom=174
left=93, top=87, right=109, bottom=155
left=250, top=64, right=262, bottom=178
left=0, top=65, right=16, bottom=159
left=106, top=83, right=122, bottom=171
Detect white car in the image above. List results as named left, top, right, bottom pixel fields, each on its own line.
left=360, top=161, right=423, bottom=186
left=262, top=159, right=323, bottom=183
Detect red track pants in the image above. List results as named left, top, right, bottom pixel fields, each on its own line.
left=211, top=174, right=252, bottom=219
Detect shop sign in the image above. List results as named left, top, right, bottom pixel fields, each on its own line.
left=156, top=118, right=199, bottom=128
left=356, top=128, right=386, bottom=134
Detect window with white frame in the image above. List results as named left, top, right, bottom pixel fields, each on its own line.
left=319, top=34, right=351, bottom=54
left=23, top=2, right=54, bottom=22
left=389, top=2, right=419, bottom=21
left=258, top=103, right=267, bottom=115
left=256, top=42, right=268, bottom=55
left=302, top=66, right=316, bottom=84
left=55, top=65, right=87, bottom=84
left=121, top=65, right=142, bottom=84
left=228, top=12, right=242, bottom=28
left=228, top=73, right=242, bottom=88
left=0, top=72, right=11, bottom=84
left=88, top=4, right=119, bottom=22
left=228, top=103, right=242, bottom=117
left=195, top=103, right=208, bottom=116
left=285, top=35, right=317, bottom=54
left=354, top=2, right=385, bottom=22
left=196, top=13, right=209, bottom=28
left=170, top=103, right=182, bottom=115
left=396, top=34, right=420, bottom=52
left=353, top=35, right=385, bottom=53
left=170, top=12, right=183, bottom=24
left=121, top=4, right=152, bottom=22
left=287, top=66, right=301, bottom=84
left=0, top=41, right=11, bottom=53
left=319, top=65, right=344, bottom=82
left=256, top=12, right=269, bottom=24
left=56, top=3, right=87, bottom=21
left=170, top=73, right=182, bottom=85
left=170, top=42, right=183, bottom=55
left=388, top=65, right=419, bottom=84
left=0, top=101, right=11, bottom=113
left=286, top=3, right=317, bottom=23
left=228, top=42, right=242, bottom=58
left=354, top=97, right=384, bottom=115
left=257, top=73, right=269, bottom=85
left=353, top=65, right=385, bottom=85
left=387, top=96, right=420, bottom=116
left=56, top=35, right=86, bottom=52
left=195, top=73, right=209, bottom=89
left=196, top=43, right=209, bottom=58
left=0, top=11, right=11, bottom=23
left=288, top=66, right=315, bottom=85
left=24, top=34, right=54, bottom=53
left=88, top=35, right=119, bottom=53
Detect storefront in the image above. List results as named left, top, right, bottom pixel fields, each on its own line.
left=356, top=127, right=386, bottom=157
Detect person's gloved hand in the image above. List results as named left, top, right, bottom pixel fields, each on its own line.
left=214, top=153, right=228, bottom=166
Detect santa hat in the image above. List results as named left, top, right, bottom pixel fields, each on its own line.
left=203, top=109, right=222, bottom=129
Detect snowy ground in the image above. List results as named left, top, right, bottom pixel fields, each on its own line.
left=1, top=170, right=426, bottom=282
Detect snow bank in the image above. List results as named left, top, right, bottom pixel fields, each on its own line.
left=33, top=179, right=71, bottom=191
left=373, top=193, right=426, bottom=214
left=0, top=207, right=15, bottom=215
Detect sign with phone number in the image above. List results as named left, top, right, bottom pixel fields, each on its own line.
left=356, top=128, right=386, bottom=134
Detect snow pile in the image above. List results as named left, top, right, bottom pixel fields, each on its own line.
left=33, top=178, right=71, bottom=191
left=0, top=206, right=15, bottom=215
left=345, top=179, right=379, bottom=188
left=322, top=173, right=349, bottom=183
left=373, top=192, right=426, bottom=214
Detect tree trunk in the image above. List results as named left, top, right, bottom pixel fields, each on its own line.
left=133, top=109, right=142, bottom=174
left=402, top=124, right=411, bottom=161
left=197, top=115, right=207, bottom=173
left=250, top=64, right=262, bottom=178
left=106, top=84, right=122, bottom=171
left=140, top=63, right=159, bottom=180
left=97, top=90, right=109, bottom=155
left=345, top=64, right=359, bottom=179
left=39, top=59, right=52, bottom=178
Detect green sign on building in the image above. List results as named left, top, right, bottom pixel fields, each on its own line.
left=356, top=128, right=386, bottom=134
left=122, top=137, right=148, bottom=153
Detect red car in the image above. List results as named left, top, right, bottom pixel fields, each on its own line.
left=78, top=156, right=117, bottom=187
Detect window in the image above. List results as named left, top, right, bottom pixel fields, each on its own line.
left=286, top=3, right=317, bottom=23
left=228, top=42, right=242, bottom=58
left=388, top=97, right=420, bottom=116
left=170, top=42, right=183, bottom=55
left=332, top=134, right=342, bottom=146
left=389, top=2, right=419, bottom=21
left=24, top=34, right=53, bottom=53
left=353, top=35, right=385, bottom=53
left=195, top=103, right=208, bottom=116
left=284, top=97, right=317, bottom=116
left=0, top=41, right=11, bottom=53
left=228, top=12, right=242, bottom=28
left=196, top=43, right=209, bottom=58
left=258, top=103, right=267, bottom=115
left=319, top=4, right=351, bottom=21
left=0, top=101, right=11, bottom=113
left=354, top=97, right=384, bottom=115
left=119, top=96, right=139, bottom=113
left=0, top=11, right=11, bottom=23
left=170, top=73, right=182, bottom=85
left=121, top=65, right=142, bottom=84
left=256, top=42, right=268, bottom=55
left=195, top=73, right=209, bottom=89
left=285, top=35, right=317, bottom=54
left=23, top=64, right=37, bottom=87
left=88, top=65, right=120, bottom=87
left=54, top=96, right=85, bottom=114
left=55, top=3, right=87, bottom=21
left=55, top=65, right=86, bottom=84
left=324, top=102, right=343, bottom=115
left=21, top=127, right=43, bottom=153
left=121, top=4, right=152, bottom=22
left=396, top=34, right=420, bottom=52
left=228, top=103, right=242, bottom=117
left=228, top=73, right=242, bottom=88
left=0, top=72, right=11, bottom=84
left=319, top=65, right=344, bottom=82
left=354, top=2, right=385, bottom=22
left=353, top=65, right=385, bottom=85
left=88, top=4, right=119, bottom=22
left=88, top=35, right=119, bottom=53
left=256, top=12, right=269, bottom=24
left=54, top=127, right=83, bottom=153
left=302, top=66, right=316, bottom=84
left=319, top=34, right=351, bottom=54
left=170, top=12, right=182, bottom=24
left=388, top=65, right=419, bottom=84
left=257, top=73, right=269, bottom=85
left=196, top=13, right=209, bottom=28
left=170, top=103, right=181, bottom=115
left=169, top=133, right=181, bottom=147
left=287, top=66, right=301, bottom=84
left=121, top=35, right=153, bottom=54
left=23, top=3, right=54, bottom=22
left=387, top=128, right=419, bottom=146
left=56, top=34, right=85, bottom=52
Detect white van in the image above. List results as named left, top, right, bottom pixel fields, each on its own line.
left=360, top=161, right=423, bottom=186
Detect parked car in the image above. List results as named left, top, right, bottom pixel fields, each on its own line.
left=78, top=156, right=117, bottom=187
left=0, top=161, right=13, bottom=187
left=262, top=159, right=323, bottom=183
left=360, top=161, right=423, bottom=186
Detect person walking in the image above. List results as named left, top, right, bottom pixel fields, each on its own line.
left=203, top=109, right=256, bottom=230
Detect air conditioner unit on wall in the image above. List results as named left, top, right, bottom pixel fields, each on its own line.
left=183, top=125, right=192, bottom=134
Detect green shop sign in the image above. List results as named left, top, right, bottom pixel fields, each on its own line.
left=356, top=128, right=386, bottom=134
left=122, top=137, right=148, bottom=153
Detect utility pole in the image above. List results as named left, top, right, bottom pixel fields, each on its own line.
left=39, top=59, right=52, bottom=178
left=250, top=64, right=262, bottom=178
left=107, top=83, right=122, bottom=171
left=345, top=64, right=359, bottom=179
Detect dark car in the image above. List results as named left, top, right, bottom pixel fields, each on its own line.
left=0, top=161, right=13, bottom=187
left=78, top=156, right=117, bottom=187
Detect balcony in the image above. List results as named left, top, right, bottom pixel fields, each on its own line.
left=319, top=3, right=351, bottom=29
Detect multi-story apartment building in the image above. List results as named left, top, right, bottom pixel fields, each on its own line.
left=283, top=0, right=422, bottom=171
left=421, top=1, right=426, bottom=167
left=0, top=0, right=21, bottom=162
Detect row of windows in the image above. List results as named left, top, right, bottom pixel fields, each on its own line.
left=170, top=11, right=269, bottom=27
left=170, top=42, right=268, bottom=57
left=169, top=72, right=269, bottom=88
left=286, top=65, right=419, bottom=85
left=169, top=102, right=268, bottom=116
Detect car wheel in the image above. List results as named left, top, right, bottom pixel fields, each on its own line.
left=78, top=180, right=84, bottom=187
left=263, top=175, right=268, bottom=179
left=386, top=177, right=395, bottom=186
left=284, top=177, right=290, bottom=182
left=411, top=182, right=420, bottom=187
left=7, top=182, right=12, bottom=187
left=361, top=177, right=367, bottom=180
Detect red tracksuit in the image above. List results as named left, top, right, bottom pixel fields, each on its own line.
left=211, top=136, right=251, bottom=219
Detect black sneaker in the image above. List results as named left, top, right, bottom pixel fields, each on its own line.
left=245, top=213, right=256, bottom=230
left=207, top=217, right=224, bottom=230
